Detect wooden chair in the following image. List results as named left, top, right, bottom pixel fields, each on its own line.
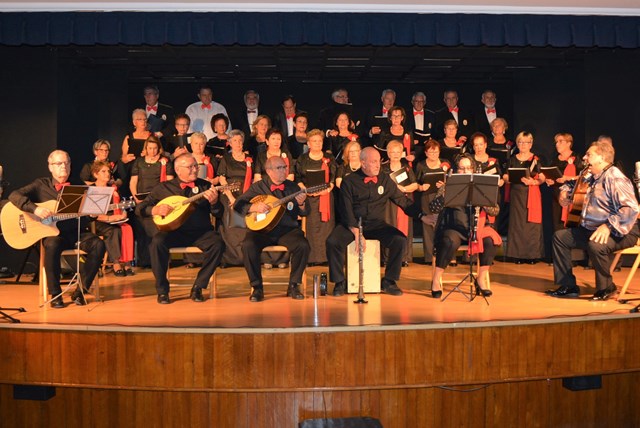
left=261, top=245, right=308, bottom=296
left=167, top=247, right=217, bottom=299
left=610, top=239, right=640, bottom=301
left=38, top=241, right=100, bottom=305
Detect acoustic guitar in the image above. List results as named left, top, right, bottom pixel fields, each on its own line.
left=153, top=183, right=239, bottom=232
left=564, top=166, right=591, bottom=228
left=1, top=199, right=136, bottom=250
left=245, top=183, right=329, bottom=232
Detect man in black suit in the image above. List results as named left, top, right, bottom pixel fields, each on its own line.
left=365, top=88, right=396, bottom=146
left=405, top=91, right=435, bottom=164
left=143, top=85, right=175, bottom=139
left=272, top=95, right=301, bottom=138
left=474, top=89, right=499, bottom=137
left=137, top=153, right=225, bottom=304
left=233, top=156, right=310, bottom=302
left=8, top=150, right=106, bottom=308
left=433, top=89, right=474, bottom=140
left=231, top=90, right=260, bottom=137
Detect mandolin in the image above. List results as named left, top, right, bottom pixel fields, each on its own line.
left=153, top=183, right=239, bottom=232
left=245, top=183, right=329, bottom=232
left=1, top=199, right=136, bottom=250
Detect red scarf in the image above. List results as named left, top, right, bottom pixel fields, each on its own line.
left=319, top=157, right=331, bottom=222
left=159, top=158, right=167, bottom=182
left=526, top=156, right=542, bottom=224
left=203, top=156, right=214, bottom=179
left=243, top=157, right=253, bottom=193
left=560, top=156, right=577, bottom=222
left=469, top=211, right=502, bottom=255
left=111, top=188, right=134, bottom=263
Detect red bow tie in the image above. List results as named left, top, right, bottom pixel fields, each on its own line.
left=146, top=105, right=157, bottom=112
left=54, top=182, right=70, bottom=191
left=382, top=108, right=388, bottom=115
left=247, top=110, right=256, bottom=113
left=201, top=103, right=211, bottom=110
left=286, top=114, right=295, bottom=120
left=449, top=107, right=459, bottom=113
left=486, top=108, right=496, bottom=114
left=364, top=176, right=378, bottom=184
left=180, top=182, right=196, bottom=189
left=270, top=184, right=285, bottom=191
left=413, top=111, right=424, bottom=116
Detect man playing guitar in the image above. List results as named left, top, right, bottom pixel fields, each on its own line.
left=136, top=153, right=225, bottom=304
left=8, top=150, right=106, bottom=308
left=547, top=139, right=639, bottom=301
left=233, top=156, right=310, bottom=302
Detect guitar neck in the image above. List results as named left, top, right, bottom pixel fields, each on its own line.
left=181, top=185, right=234, bottom=206
left=272, top=189, right=305, bottom=208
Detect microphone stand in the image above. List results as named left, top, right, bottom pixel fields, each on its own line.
left=353, top=217, right=368, bottom=304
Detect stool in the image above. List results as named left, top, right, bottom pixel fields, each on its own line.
left=346, top=239, right=381, bottom=293
left=611, top=240, right=640, bottom=301
left=261, top=245, right=307, bottom=296
left=168, top=247, right=217, bottom=299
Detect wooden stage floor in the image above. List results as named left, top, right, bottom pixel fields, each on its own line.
left=1, top=259, right=639, bottom=330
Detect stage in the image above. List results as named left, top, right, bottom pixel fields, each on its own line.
left=1, top=260, right=640, bottom=427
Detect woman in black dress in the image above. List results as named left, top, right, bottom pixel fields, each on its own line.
left=415, top=139, right=450, bottom=263
left=488, top=117, right=515, bottom=235
left=383, top=140, right=419, bottom=266
left=438, top=119, right=467, bottom=165
left=294, top=129, right=336, bottom=265
left=378, top=106, right=415, bottom=165
left=503, top=131, right=545, bottom=264
left=217, top=130, right=254, bottom=266
left=120, top=109, right=152, bottom=196
left=325, top=112, right=358, bottom=160
left=470, top=132, right=503, bottom=182
left=205, top=113, right=230, bottom=167
left=245, top=115, right=270, bottom=160
left=79, top=139, right=122, bottom=188
left=287, top=112, right=309, bottom=160
left=254, top=128, right=294, bottom=182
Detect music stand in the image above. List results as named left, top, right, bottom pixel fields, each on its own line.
left=441, top=173, right=499, bottom=304
left=41, top=185, right=113, bottom=308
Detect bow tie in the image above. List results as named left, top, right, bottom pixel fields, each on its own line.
left=270, top=184, right=285, bottom=191
left=286, top=114, right=295, bottom=120
left=201, top=103, right=211, bottom=110
left=449, top=107, right=459, bottom=113
left=413, top=111, right=424, bottom=116
left=247, top=110, right=256, bottom=114
left=364, top=176, right=378, bottom=184
left=146, top=105, right=157, bottom=112
left=54, top=182, right=70, bottom=191
left=382, top=108, right=388, bottom=115
left=486, top=108, right=496, bottom=114
left=180, top=182, right=195, bottom=189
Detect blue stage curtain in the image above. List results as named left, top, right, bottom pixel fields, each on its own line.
left=0, top=12, right=639, bottom=48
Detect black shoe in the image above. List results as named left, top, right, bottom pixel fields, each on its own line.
left=250, top=287, right=264, bottom=302
left=50, top=296, right=65, bottom=309
left=286, top=283, right=304, bottom=300
left=125, top=268, right=135, bottom=276
left=114, top=269, right=126, bottom=277
left=332, top=281, right=346, bottom=297
left=190, top=286, right=204, bottom=302
left=431, top=289, right=442, bottom=299
left=157, top=294, right=171, bottom=304
left=475, top=284, right=493, bottom=297
left=402, top=261, right=410, bottom=267
left=547, top=286, right=580, bottom=298
left=71, top=290, right=87, bottom=306
left=590, top=284, right=617, bottom=301
left=381, top=279, right=403, bottom=296
left=515, top=259, right=524, bottom=265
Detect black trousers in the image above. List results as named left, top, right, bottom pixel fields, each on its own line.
left=42, top=232, right=106, bottom=296
left=149, top=229, right=225, bottom=295
left=326, top=223, right=406, bottom=284
left=242, top=227, right=309, bottom=287
left=434, top=229, right=497, bottom=269
left=94, top=221, right=122, bottom=263
left=552, top=224, right=639, bottom=291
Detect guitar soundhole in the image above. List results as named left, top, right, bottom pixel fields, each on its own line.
left=18, top=214, right=27, bottom=234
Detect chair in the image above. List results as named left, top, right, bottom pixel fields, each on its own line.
left=167, top=247, right=217, bottom=299
left=610, top=239, right=640, bottom=301
left=38, top=241, right=100, bottom=305
left=260, top=245, right=307, bottom=296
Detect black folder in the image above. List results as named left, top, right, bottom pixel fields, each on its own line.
left=508, top=168, right=530, bottom=183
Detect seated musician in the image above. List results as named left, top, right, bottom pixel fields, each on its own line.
left=326, top=147, right=429, bottom=297
left=547, top=140, right=639, bottom=301
left=429, top=154, right=501, bottom=299
left=136, top=153, right=225, bottom=304
left=8, top=150, right=106, bottom=308
left=233, top=156, right=310, bottom=302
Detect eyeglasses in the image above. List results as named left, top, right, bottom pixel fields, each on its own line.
left=269, top=166, right=288, bottom=171
left=179, top=164, right=199, bottom=170
left=49, top=162, right=70, bottom=167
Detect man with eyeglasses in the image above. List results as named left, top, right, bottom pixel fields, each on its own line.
left=474, top=89, right=504, bottom=138
left=137, top=153, right=225, bottom=304
left=233, top=156, right=310, bottom=302
left=8, top=150, right=106, bottom=308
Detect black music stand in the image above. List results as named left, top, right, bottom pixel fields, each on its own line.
left=441, top=173, right=499, bottom=304
left=41, top=185, right=113, bottom=308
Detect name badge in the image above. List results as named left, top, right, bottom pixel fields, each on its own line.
left=287, top=201, right=294, bottom=211
left=378, top=185, right=384, bottom=195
